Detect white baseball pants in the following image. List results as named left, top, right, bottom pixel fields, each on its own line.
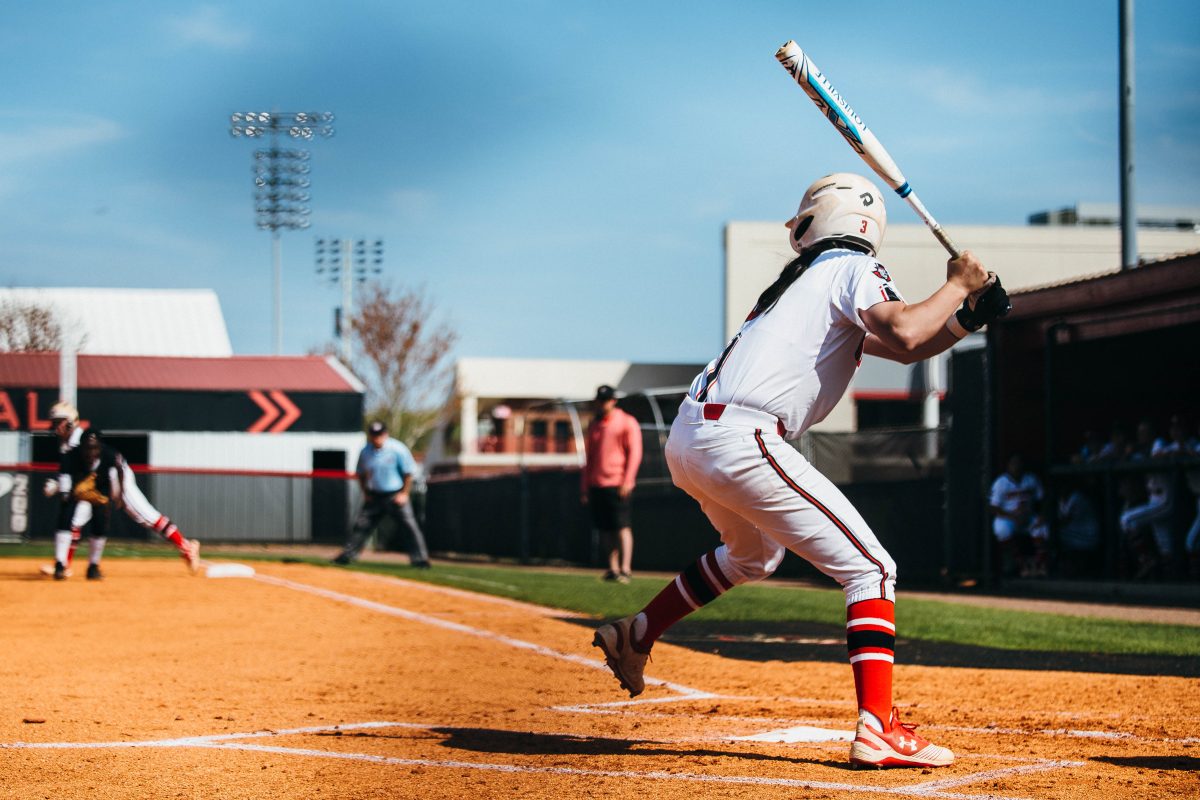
left=61, top=465, right=161, bottom=531
left=666, top=398, right=896, bottom=605
left=118, top=462, right=166, bottom=529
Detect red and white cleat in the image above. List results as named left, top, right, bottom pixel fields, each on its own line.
left=850, top=707, right=954, bottom=768
left=183, top=539, right=202, bottom=574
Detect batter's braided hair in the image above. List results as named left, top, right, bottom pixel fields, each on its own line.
left=749, top=239, right=870, bottom=319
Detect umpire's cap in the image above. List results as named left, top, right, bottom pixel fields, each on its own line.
left=367, top=421, right=387, bottom=436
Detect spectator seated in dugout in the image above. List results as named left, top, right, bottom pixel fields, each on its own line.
left=988, top=453, right=1047, bottom=578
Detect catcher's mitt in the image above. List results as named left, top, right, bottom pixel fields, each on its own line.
left=71, top=474, right=109, bottom=506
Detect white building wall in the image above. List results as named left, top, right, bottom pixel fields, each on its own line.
left=726, top=222, right=1200, bottom=341
left=149, top=432, right=366, bottom=471
left=725, top=222, right=1200, bottom=432
left=0, top=431, right=27, bottom=464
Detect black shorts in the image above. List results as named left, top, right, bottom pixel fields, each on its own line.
left=588, top=486, right=631, bottom=532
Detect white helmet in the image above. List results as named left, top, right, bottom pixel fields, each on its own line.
left=49, top=401, right=79, bottom=425
left=784, top=173, right=887, bottom=256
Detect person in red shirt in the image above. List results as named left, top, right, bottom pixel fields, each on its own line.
left=581, top=385, right=643, bottom=583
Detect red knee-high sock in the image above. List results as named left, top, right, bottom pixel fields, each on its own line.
left=159, top=519, right=186, bottom=551
left=638, top=550, right=734, bottom=647
left=66, top=528, right=82, bottom=566
left=847, top=598, right=895, bottom=728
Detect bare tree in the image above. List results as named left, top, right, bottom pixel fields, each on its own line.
left=0, top=298, right=65, bottom=352
left=349, top=281, right=457, bottom=448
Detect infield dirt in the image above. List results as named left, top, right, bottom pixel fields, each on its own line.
left=1, top=558, right=1196, bottom=799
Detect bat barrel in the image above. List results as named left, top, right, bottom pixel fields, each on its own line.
left=775, top=41, right=802, bottom=62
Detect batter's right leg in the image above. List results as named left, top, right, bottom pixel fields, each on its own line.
left=593, top=471, right=779, bottom=697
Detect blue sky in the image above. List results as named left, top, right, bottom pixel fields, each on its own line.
left=1, top=1, right=1197, bottom=363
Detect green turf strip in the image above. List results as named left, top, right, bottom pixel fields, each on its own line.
left=332, top=559, right=1200, bottom=658
left=6, top=545, right=1197, bottom=658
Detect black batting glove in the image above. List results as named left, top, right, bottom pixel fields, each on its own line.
left=952, top=273, right=1011, bottom=334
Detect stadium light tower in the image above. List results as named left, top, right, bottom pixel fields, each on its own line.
left=314, top=237, right=384, bottom=363
left=230, top=111, right=335, bottom=354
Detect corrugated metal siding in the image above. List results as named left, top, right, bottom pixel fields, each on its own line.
left=147, top=473, right=319, bottom=543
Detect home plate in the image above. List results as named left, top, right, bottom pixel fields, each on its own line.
left=729, top=725, right=854, bottom=743
left=205, top=563, right=256, bottom=579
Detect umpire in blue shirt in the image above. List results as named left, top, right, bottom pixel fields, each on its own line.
left=333, top=421, right=431, bottom=567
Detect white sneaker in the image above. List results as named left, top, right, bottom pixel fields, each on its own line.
left=592, top=615, right=650, bottom=697
left=850, top=707, right=954, bottom=768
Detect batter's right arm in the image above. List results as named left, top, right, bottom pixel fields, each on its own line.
left=860, top=251, right=990, bottom=360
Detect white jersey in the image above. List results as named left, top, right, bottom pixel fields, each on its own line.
left=60, top=425, right=83, bottom=454
left=989, top=472, right=1043, bottom=516
left=688, top=249, right=903, bottom=437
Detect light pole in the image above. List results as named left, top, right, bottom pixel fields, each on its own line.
left=314, top=237, right=383, bottom=363
left=230, top=111, right=335, bottom=354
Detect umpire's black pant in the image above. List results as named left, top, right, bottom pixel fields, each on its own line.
left=338, top=490, right=430, bottom=564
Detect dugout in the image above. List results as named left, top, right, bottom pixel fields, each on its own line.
left=0, top=352, right=365, bottom=545
left=946, top=251, right=1200, bottom=586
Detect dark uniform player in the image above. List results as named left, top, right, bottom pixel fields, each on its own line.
left=41, top=402, right=200, bottom=578
left=53, top=429, right=122, bottom=580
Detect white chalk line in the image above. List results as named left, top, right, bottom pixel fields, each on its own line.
left=2, top=719, right=1058, bottom=800
left=0, top=721, right=411, bottom=750
left=930, top=723, right=1200, bottom=746
left=903, top=761, right=1084, bottom=793
left=201, top=743, right=1055, bottom=800
left=255, top=573, right=1194, bottom=748
left=236, top=573, right=1180, bottom=791
left=252, top=572, right=714, bottom=699
left=295, top=571, right=1187, bottom=733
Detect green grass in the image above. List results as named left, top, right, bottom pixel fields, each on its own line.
left=325, top=559, right=1200, bottom=659
left=6, top=545, right=1198, bottom=658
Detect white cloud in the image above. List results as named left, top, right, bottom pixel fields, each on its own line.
left=0, top=113, right=123, bottom=165
left=906, top=66, right=1109, bottom=117
left=165, top=6, right=251, bottom=49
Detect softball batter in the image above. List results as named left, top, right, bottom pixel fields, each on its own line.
left=593, top=173, right=1010, bottom=768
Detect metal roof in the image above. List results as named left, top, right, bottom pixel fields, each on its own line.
left=0, top=353, right=361, bottom=393
left=1009, top=249, right=1200, bottom=297
left=0, top=288, right=232, bottom=356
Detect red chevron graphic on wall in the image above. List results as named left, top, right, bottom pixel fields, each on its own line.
left=247, top=390, right=302, bottom=433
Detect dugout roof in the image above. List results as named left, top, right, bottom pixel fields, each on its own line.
left=986, top=250, right=1200, bottom=469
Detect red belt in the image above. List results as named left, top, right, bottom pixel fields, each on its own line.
left=702, top=402, right=787, bottom=437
